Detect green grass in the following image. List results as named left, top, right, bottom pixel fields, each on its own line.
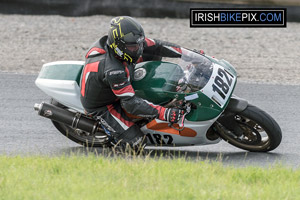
left=0, top=154, right=299, bottom=200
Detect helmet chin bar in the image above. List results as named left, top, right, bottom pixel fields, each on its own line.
left=123, top=53, right=134, bottom=63
left=126, top=43, right=144, bottom=63
left=110, top=43, right=142, bottom=64
left=125, top=49, right=143, bottom=63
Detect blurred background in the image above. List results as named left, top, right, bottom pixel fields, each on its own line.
left=0, top=0, right=299, bottom=21
left=0, top=0, right=299, bottom=84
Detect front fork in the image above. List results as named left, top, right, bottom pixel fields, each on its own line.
left=212, top=95, right=249, bottom=138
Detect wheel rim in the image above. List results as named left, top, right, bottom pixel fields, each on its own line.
left=218, top=115, right=271, bottom=151
left=63, top=123, right=109, bottom=146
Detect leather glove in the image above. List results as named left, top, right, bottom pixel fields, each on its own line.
left=193, top=49, right=205, bottom=55
left=163, top=108, right=185, bottom=124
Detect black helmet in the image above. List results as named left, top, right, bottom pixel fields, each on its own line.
left=107, top=16, right=145, bottom=63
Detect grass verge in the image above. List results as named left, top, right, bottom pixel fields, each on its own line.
left=0, top=154, right=299, bottom=200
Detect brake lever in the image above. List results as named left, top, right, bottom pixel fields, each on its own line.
left=168, top=110, right=188, bottom=131
left=168, top=122, right=185, bottom=132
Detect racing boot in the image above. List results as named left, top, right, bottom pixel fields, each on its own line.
left=114, top=125, right=147, bottom=155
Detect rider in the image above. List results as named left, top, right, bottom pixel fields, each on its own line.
left=80, top=16, right=185, bottom=150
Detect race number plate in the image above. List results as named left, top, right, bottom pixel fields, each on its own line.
left=202, top=64, right=236, bottom=108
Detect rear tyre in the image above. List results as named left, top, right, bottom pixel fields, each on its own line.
left=217, top=104, right=282, bottom=152
left=50, top=99, right=111, bottom=148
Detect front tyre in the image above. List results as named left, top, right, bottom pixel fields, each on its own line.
left=217, top=105, right=282, bottom=152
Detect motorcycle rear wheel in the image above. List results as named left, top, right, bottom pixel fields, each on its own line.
left=217, top=104, right=282, bottom=152
left=50, top=99, right=111, bottom=148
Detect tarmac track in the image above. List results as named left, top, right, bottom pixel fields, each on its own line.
left=0, top=73, right=299, bottom=167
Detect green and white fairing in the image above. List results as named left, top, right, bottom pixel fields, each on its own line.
left=35, top=48, right=237, bottom=146
left=133, top=48, right=237, bottom=145
left=133, top=48, right=237, bottom=121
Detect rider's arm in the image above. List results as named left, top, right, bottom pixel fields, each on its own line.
left=140, top=38, right=206, bottom=63
left=105, top=68, right=184, bottom=123
left=105, top=68, right=167, bottom=120
left=140, top=38, right=182, bottom=62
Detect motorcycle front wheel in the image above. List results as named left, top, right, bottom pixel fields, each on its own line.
left=216, top=104, right=282, bottom=152
left=50, top=99, right=111, bottom=148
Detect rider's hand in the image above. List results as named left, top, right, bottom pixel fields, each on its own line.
left=193, top=49, right=205, bottom=55
left=163, top=108, right=185, bottom=124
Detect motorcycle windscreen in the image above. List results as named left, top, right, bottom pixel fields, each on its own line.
left=133, top=52, right=213, bottom=104
left=172, top=50, right=213, bottom=93
left=133, top=61, right=184, bottom=104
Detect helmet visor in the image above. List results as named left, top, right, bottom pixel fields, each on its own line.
left=125, top=42, right=143, bottom=52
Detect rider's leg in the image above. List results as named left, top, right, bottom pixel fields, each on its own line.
left=90, top=102, right=146, bottom=151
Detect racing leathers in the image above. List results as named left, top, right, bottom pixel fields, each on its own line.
left=80, top=36, right=182, bottom=148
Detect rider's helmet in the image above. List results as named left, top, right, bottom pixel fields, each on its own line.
left=107, top=16, right=145, bottom=63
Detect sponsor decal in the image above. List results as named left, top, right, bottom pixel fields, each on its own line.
left=43, top=110, right=53, bottom=117
left=97, top=116, right=116, bottom=133
left=115, top=47, right=123, bottom=56
left=109, top=70, right=124, bottom=75
left=185, top=93, right=199, bottom=101
left=113, top=81, right=126, bottom=88
left=190, top=8, right=286, bottom=27
left=134, top=68, right=147, bottom=81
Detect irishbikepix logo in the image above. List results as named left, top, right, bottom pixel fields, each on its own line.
left=190, top=8, right=287, bottom=27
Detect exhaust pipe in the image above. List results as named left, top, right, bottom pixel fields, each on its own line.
left=34, top=102, right=104, bottom=135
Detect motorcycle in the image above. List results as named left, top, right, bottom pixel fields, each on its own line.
left=34, top=48, right=282, bottom=152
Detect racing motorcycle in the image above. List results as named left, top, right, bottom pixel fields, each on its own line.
left=34, top=48, right=282, bottom=152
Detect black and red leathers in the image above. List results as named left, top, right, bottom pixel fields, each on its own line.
left=80, top=36, right=182, bottom=147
